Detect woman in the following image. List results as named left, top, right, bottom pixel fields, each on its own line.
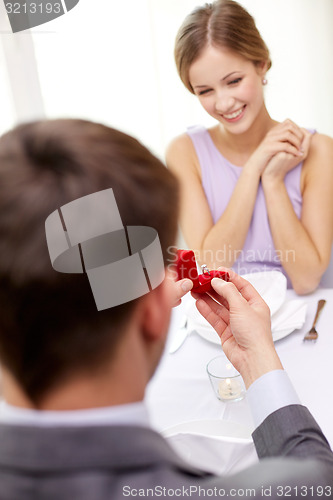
left=166, top=0, right=333, bottom=294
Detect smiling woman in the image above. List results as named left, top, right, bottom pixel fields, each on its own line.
left=188, top=47, right=267, bottom=136
left=166, top=0, right=333, bottom=295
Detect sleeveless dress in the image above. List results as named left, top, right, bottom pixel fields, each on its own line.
left=187, top=125, right=310, bottom=287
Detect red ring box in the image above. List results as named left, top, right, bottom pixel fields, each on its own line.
left=176, top=249, right=229, bottom=293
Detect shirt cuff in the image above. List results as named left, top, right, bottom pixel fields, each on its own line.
left=247, top=369, right=301, bottom=428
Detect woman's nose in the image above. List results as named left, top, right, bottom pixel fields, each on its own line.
left=215, top=93, right=235, bottom=114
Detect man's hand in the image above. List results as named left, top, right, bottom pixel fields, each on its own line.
left=171, top=278, right=193, bottom=307
left=193, top=269, right=283, bottom=388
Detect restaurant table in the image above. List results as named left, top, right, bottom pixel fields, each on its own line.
left=146, top=287, right=333, bottom=463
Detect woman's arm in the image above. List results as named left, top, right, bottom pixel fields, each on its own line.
left=166, top=122, right=305, bottom=270
left=261, top=133, right=333, bottom=294
left=166, top=133, right=262, bottom=269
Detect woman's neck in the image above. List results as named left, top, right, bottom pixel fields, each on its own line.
left=218, top=106, right=276, bottom=156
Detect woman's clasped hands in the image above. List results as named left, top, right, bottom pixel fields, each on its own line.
left=248, top=119, right=312, bottom=181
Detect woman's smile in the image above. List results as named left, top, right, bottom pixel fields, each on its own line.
left=221, top=105, right=246, bottom=122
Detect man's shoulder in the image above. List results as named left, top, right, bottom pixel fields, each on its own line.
left=0, top=412, right=332, bottom=499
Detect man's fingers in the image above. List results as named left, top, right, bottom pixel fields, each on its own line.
left=192, top=288, right=230, bottom=311
left=210, top=278, right=247, bottom=310
left=216, top=268, right=264, bottom=304
left=206, top=289, right=230, bottom=310
left=172, top=278, right=193, bottom=307
left=195, top=292, right=229, bottom=323
left=180, top=278, right=193, bottom=293
left=195, top=297, right=228, bottom=337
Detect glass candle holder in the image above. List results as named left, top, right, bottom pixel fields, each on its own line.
left=206, top=355, right=245, bottom=402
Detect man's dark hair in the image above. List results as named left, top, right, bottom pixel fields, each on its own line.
left=0, top=119, right=179, bottom=405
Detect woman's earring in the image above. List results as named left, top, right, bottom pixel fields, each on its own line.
left=262, top=78, right=268, bottom=85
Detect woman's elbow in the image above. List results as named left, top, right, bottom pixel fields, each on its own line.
left=293, top=281, right=318, bottom=296
left=291, top=271, right=324, bottom=296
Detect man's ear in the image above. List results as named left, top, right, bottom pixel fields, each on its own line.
left=140, top=277, right=172, bottom=342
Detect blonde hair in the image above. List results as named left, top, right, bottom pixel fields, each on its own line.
left=175, top=0, right=272, bottom=93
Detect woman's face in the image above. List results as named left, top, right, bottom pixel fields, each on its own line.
left=189, top=45, right=266, bottom=135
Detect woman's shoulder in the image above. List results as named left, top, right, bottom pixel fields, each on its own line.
left=303, top=132, right=333, bottom=185
left=165, top=132, right=201, bottom=177
left=166, top=132, right=196, bottom=162
left=306, top=132, right=333, bottom=166
left=167, top=125, right=209, bottom=150
left=166, top=130, right=192, bottom=150
left=310, top=132, right=333, bottom=151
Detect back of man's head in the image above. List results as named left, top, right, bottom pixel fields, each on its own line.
left=0, top=119, right=179, bottom=405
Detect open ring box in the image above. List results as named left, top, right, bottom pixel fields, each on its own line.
left=176, top=249, right=229, bottom=293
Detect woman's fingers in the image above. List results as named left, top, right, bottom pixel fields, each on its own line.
left=300, top=129, right=312, bottom=158
left=268, top=119, right=305, bottom=153
left=280, top=143, right=303, bottom=157
left=281, top=131, right=303, bottom=151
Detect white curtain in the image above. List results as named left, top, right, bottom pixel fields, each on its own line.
left=0, top=0, right=332, bottom=158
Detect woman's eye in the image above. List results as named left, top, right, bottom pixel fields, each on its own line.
left=198, top=89, right=212, bottom=96
left=228, top=77, right=242, bottom=85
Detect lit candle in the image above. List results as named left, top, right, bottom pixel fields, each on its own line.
left=218, top=377, right=243, bottom=400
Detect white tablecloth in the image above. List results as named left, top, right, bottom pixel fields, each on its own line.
left=146, top=288, right=333, bottom=451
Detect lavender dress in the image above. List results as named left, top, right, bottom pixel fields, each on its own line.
left=187, top=125, right=311, bottom=286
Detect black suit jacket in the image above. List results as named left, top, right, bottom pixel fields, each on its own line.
left=0, top=404, right=332, bottom=499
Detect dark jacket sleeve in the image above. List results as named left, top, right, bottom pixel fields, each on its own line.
left=253, top=404, right=333, bottom=464
left=199, top=404, right=333, bottom=497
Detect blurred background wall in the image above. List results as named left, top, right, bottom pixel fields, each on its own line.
left=0, top=0, right=332, bottom=159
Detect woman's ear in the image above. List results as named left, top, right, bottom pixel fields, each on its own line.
left=256, top=59, right=269, bottom=77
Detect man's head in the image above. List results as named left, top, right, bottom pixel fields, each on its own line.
left=0, top=119, right=179, bottom=406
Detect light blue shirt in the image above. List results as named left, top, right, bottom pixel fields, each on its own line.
left=247, top=369, right=301, bottom=428
left=0, top=370, right=299, bottom=430
left=0, top=400, right=150, bottom=427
